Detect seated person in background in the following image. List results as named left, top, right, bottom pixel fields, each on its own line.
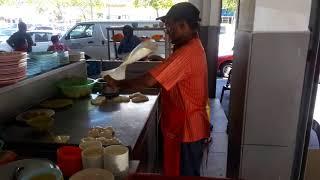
left=47, top=35, right=70, bottom=52
left=117, top=25, right=141, bottom=55
left=0, top=37, right=28, bottom=52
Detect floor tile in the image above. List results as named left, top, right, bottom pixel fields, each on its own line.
left=202, top=152, right=227, bottom=177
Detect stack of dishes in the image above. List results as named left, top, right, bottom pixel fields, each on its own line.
left=0, top=52, right=27, bottom=86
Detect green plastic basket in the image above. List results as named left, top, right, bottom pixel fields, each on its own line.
left=56, top=78, right=96, bottom=98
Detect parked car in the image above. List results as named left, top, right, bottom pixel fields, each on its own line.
left=34, top=26, right=54, bottom=31
left=60, top=20, right=163, bottom=59
left=27, top=30, right=58, bottom=52
left=218, top=54, right=233, bottom=77
left=218, top=23, right=235, bottom=77
left=0, top=28, right=16, bottom=43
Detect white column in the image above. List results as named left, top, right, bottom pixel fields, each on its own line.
left=189, top=0, right=221, bottom=26
left=232, top=0, right=313, bottom=179
left=238, top=0, right=312, bottom=32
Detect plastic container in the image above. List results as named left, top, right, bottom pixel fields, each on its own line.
left=28, top=52, right=58, bottom=71
left=56, top=78, right=96, bottom=98
left=57, top=146, right=82, bottom=177
left=58, top=51, right=70, bottom=65
left=69, top=51, right=85, bottom=62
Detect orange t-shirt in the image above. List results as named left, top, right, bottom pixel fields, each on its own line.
left=149, top=37, right=210, bottom=143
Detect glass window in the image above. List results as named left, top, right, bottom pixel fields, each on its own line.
left=33, top=32, right=52, bottom=42
left=69, top=24, right=94, bottom=39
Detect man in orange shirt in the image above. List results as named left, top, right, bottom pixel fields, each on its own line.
left=104, top=2, right=210, bottom=176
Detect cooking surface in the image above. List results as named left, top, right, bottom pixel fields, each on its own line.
left=1, top=93, right=159, bottom=148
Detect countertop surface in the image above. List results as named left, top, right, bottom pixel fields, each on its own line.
left=1, top=93, right=159, bottom=148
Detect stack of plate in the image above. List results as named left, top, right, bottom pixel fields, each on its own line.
left=0, top=52, right=27, bottom=86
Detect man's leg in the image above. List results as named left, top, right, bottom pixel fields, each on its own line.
left=180, top=139, right=205, bottom=176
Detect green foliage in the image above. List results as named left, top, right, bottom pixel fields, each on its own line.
left=222, top=0, right=238, bottom=12
left=0, top=0, right=15, bottom=5
left=133, top=0, right=174, bottom=17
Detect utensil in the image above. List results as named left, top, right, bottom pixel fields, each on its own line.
left=15, top=167, right=63, bottom=180
left=81, top=147, right=104, bottom=169
left=25, top=116, right=54, bottom=132
left=57, top=146, right=82, bottom=177
left=70, top=168, right=114, bottom=180
left=10, top=159, right=61, bottom=180
left=0, top=159, right=56, bottom=180
left=103, top=145, right=129, bottom=178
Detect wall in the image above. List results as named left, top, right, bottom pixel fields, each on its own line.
left=238, top=0, right=312, bottom=32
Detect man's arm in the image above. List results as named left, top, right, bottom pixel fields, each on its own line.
left=26, top=34, right=33, bottom=52
left=6, top=33, right=16, bottom=47
left=104, top=73, right=158, bottom=91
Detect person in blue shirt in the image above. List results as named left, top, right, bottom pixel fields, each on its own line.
left=117, top=25, right=141, bottom=55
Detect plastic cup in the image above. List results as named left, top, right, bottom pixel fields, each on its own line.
left=57, top=146, right=82, bottom=177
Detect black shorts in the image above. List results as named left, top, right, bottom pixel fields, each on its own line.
left=180, top=139, right=207, bottom=176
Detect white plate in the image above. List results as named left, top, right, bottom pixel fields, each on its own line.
left=16, top=109, right=55, bottom=122
left=70, top=168, right=114, bottom=180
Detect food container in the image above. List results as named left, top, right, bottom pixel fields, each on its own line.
left=16, top=109, right=55, bottom=122
left=11, top=159, right=62, bottom=180
left=56, top=78, right=96, bottom=98
left=70, top=168, right=114, bottom=180
left=16, top=167, right=63, bottom=180
left=103, top=145, right=129, bottom=178
left=111, top=33, right=124, bottom=42
left=69, top=51, right=85, bottom=62
left=58, top=51, right=70, bottom=65
left=25, top=116, right=54, bottom=132
left=28, top=52, right=59, bottom=71
left=79, top=141, right=103, bottom=151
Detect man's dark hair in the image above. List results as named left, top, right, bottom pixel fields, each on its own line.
left=18, top=22, right=27, bottom=32
left=180, top=18, right=200, bottom=32
left=123, top=25, right=134, bottom=37
left=51, top=35, right=60, bottom=43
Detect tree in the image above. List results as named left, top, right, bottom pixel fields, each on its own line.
left=27, top=0, right=71, bottom=21
left=133, top=0, right=174, bottom=17
left=0, top=0, right=15, bottom=6
left=222, top=0, right=238, bottom=12
left=70, top=0, right=104, bottom=20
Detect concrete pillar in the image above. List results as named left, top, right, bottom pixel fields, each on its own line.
left=228, top=0, right=312, bottom=179
left=189, top=0, right=221, bottom=98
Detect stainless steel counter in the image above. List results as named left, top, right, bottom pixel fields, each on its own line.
left=1, top=93, right=159, bottom=149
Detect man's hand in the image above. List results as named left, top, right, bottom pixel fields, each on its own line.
left=103, top=75, right=119, bottom=90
